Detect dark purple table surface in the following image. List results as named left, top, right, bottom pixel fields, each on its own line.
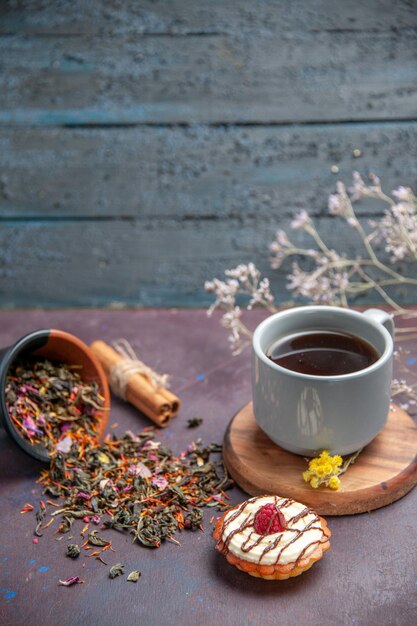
left=0, top=309, right=416, bottom=626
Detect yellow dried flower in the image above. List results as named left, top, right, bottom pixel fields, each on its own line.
left=314, top=465, right=328, bottom=478
left=329, top=475, right=341, bottom=490
left=322, top=462, right=334, bottom=476
left=302, top=470, right=312, bottom=483
left=308, top=458, right=319, bottom=471
left=303, top=448, right=360, bottom=491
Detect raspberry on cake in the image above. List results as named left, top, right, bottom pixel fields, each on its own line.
left=213, top=495, right=331, bottom=579
left=253, top=503, right=286, bottom=534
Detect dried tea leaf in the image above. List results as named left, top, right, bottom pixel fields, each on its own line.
left=33, top=406, right=233, bottom=564
left=169, top=485, right=187, bottom=505
left=133, top=515, right=162, bottom=548
left=88, top=530, right=110, bottom=547
left=187, top=417, right=203, bottom=428
left=184, top=508, right=203, bottom=530
left=66, top=544, right=81, bottom=559
left=58, top=516, right=73, bottom=534
left=34, top=504, right=46, bottom=537
left=127, top=570, right=141, bottom=583
left=109, top=563, right=124, bottom=579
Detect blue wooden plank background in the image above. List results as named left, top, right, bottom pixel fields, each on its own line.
left=0, top=0, right=417, bottom=308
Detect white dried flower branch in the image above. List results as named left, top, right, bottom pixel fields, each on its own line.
left=391, top=347, right=417, bottom=411
left=205, top=263, right=277, bottom=354
left=206, top=171, right=417, bottom=359
left=270, top=173, right=417, bottom=313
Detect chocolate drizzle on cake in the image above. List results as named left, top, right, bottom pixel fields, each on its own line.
left=224, top=513, right=252, bottom=550
left=219, top=496, right=326, bottom=566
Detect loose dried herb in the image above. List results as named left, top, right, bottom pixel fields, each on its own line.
left=34, top=501, right=46, bottom=537
left=187, top=417, right=203, bottom=428
left=35, top=430, right=232, bottom=550
left=19, top=384, right=233, bottom=585
left=109, top=563, right=124, bottom=579
left=88, top=531, right=110, bottom=547
left=127, top=570, right=141, bottom=583
left=66, top=544, right=81, bottom=559
left=6, top=357, right=103, bottom=454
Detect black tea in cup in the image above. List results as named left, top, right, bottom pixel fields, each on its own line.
left=267, top=330, right=379, bottom=376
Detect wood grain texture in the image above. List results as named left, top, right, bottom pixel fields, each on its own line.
left=0, top=218, right=274, bottom=307
left=1, top=123, right=417, bottom=307
left=1, top=123, right=417, bottom=219
left=0, top=1, right=417, bottom=307
left=2, top=0, right=417, bottom=36
left=1, top=28, right=416, bottom=124
left=223, top=402, right=417, bottom=515
left=2, top=212, right=417, bottom=308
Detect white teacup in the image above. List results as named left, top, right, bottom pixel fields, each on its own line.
left=252, top=306, right=394, bottom=456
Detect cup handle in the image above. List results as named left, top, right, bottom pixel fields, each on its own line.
left=363, top=308, right=394, bottom=339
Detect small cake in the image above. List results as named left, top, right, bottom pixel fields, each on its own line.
left=213, top=495, right=331, bottom=579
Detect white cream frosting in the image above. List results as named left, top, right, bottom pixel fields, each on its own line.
left=220, top=495, right=325, bottom=566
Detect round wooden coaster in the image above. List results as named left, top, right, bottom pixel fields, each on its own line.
left=223, top=402, right=417, bottom=515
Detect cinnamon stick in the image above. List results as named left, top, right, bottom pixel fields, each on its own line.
left=90, top=341, right=180, bottom=427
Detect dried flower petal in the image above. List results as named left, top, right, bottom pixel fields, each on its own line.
left=151, top=476, right=168, bottom=490
left=128, top=462, right=151, bottom=478
left=58, top=576, right=84, bottom=587
left=22, top=416, right=43, bottom=435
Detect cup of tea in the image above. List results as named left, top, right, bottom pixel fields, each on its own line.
left=252, top=306, right=394, bottom=456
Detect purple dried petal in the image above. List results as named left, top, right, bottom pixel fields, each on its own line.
left=22, top=416, right=43, bottom=435
left=58, top=576, right=84, bottom=587
left=25, top=385, right=39, bottom=394
left=56, top=435, right=73, bottom=454
left=151, top=476, right=168, bottom=490
left=128, top=463, right=151, bottom=478
left=76, top=492, right=91, bottom=500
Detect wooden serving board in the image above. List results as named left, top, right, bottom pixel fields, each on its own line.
left=223, top=402, right=417, bottom=515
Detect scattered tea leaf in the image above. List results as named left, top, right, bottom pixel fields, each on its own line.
left=88, top=530, right=110, bottom=547
left=187, top=417, right=203, bottom=428
left=184, top=508, right=203, bottom=530
left=127, top=570, right=141, bottom=583
left=29, top=414, right=232, bottom=559
left=66, top=544, right=81, bottom=559
left=109, top=563, right=124, bottom=579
